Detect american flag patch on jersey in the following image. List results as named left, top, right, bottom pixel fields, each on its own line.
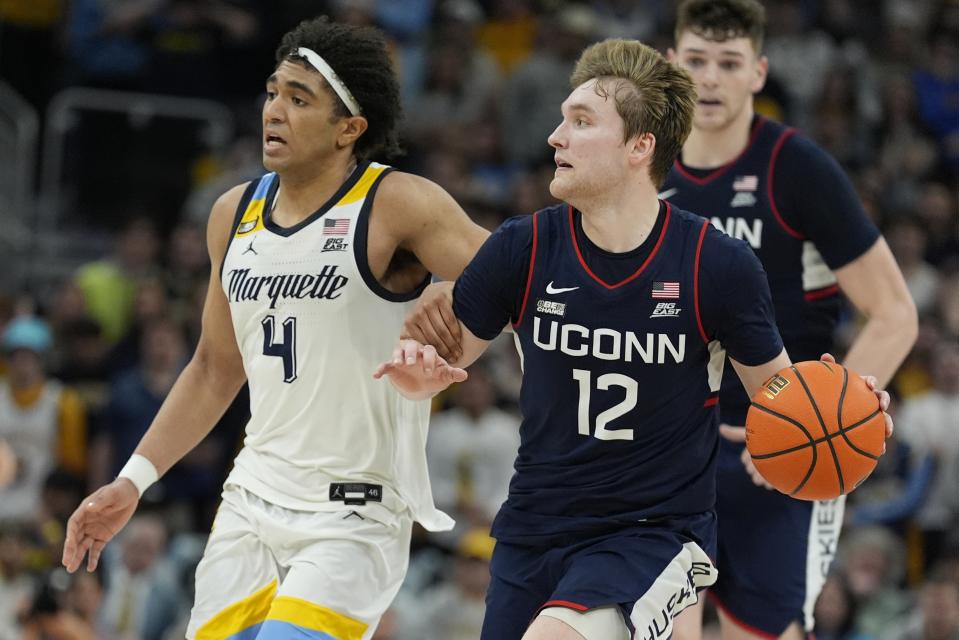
left=652, top=281, right=680, bottom=299
left=323, top=218, right=350, bottom=235
left=733, top=175, right=758, bottom=191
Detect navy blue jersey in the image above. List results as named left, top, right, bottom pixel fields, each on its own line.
left=661, top=116, right=880, bottom=423
left=454, top=203, right=783, bottom=544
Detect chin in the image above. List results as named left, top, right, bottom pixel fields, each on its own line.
left=549, top=177, right=570, bottom=202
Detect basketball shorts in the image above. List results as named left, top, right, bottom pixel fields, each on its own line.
left=186, top=484, right=412, bottom=640
left=712, top=440, right=845, bottom=635
left=481, top=512, right=717, bottom=640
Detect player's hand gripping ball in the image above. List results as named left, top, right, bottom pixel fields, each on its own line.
left=745, top=361, right=886, bottom=501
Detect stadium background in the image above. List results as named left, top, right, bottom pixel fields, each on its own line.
left=0, top=0, right=958, bottom=638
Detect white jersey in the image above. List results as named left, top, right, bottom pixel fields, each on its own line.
left=220, top=162, right=452, bottom=531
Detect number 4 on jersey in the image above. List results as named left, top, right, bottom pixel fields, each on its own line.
left=262, top=315, right=298, bottom=383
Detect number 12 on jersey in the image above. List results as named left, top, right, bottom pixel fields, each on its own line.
left=572, top=369, right=636, bottom=441
left=262, top=315, right=298, bottom=383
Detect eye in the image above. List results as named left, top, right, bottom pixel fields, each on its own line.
left=575, top=118, right=588, bottom=127
left=720, top=61, right=741, bottom=71
left=686, top=57, right=705, bottom=68
left=265, top=90, right=277, bottom=100
left=292, top=96, right=307, bottom=106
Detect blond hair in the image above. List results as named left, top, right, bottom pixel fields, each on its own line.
left=570, top=39, right=696, bottom=187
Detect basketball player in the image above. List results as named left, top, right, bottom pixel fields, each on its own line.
left=61, top=17, right=487, bottom=640
left=377, top=38, right=893, bottom=640
left=662, top=2, right=918, bottom=639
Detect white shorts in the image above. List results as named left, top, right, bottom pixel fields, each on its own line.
left=186, top=484, right=412, bottom=640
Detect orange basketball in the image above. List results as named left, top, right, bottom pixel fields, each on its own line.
left=744, top=361, right=886, bottom=501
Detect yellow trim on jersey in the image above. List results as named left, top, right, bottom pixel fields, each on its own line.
left=337, top=165, right=388, bottom=206
left=195, top=579, right=277, bottom=639
left=267, top=596, right=368, bottom=640
left=235, top=197, right=267, bottom=237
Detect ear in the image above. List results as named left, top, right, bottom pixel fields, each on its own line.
left=751, top=55, right=769, bottom=94
left=336, top=116, right=369, bottom=149
left=628, top=131, right=656, bottom=169
left=666, top=47, right=677, bottom=63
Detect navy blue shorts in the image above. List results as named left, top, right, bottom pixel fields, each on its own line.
left=481, top=513, right=717, bottom=640
left=711, top=440, right=844, bottom=636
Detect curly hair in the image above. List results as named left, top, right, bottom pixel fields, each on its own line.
left=275, top=16, right=402, bottom=160
left=570, top=39, right=697, bottom=188
left=675, top=0, right=767, bottom=52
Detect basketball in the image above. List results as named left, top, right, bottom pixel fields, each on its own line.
left=745, top=361, right=886, bottom=501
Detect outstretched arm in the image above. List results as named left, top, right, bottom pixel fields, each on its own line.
left=63, top=185, right=249, bottom=573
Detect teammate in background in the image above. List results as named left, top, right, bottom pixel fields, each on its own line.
left=61, top=17, right=487, bottom=640
left=377, top=38, right=894, bottom=640
left=662, top=2, right=918, bottom=639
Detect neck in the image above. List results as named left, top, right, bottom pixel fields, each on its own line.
left=274, top=154, right=358, bottom=225
left=575, top=179, right=661, bottom=253
left=682, top=105, right=755, bottom=169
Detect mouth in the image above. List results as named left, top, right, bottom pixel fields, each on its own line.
left=264, top=133, right=287, bottom=148
left=698, top=98, right=722, bottom=108
left=555, top=158, right=573, bottom=170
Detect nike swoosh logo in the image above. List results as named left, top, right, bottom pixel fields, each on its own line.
left=546, top=281, right=579, bottom=294
left=657, top=187, right=678, bottom=199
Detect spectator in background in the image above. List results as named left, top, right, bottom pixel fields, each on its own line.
left=98, top=515, right=179, bottom=640
left=916, top=181, right=959, bottom=268
left=426, top=363, right=519, bottom=534
left=21, top=569, right=99, bottom=640
left=0, top=317, right=87, bottom=522
left=913, top=29, right=959, bottom=172
left=897, top=339, right=959, bottom=567
left=96, top=318, right=225, bottom=524
left=409, top=528, right=494, bottom=640
left=882, top=568, right=959, bottom=640
left=0, top=525, right=34, bottom=639
left=837, top=525, right=913, bottom=637
left=814, top=573, right=870, bottom=640
left=474, top=0, right=538, bottom=74
left=887, top=218, right=941, bottom=314
left=499, top=5, right=598, bottom=166
left=875, top=72, right=939, bottom=214
left=74, top=217, right=161, bottom=345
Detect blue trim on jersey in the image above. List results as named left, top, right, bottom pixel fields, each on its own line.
left=255, top=621, right=339, bottom=639
left=224, top=622, right=263, bottom=640
left=219, top=178, right=264, bottom=282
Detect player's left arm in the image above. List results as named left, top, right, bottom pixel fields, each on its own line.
left=774, top=135, right=918, bottom=387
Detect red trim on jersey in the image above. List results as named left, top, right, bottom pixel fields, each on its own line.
left=709, top=592, right=779, bottom=640
left=693, top=219, right=710, bottom=344
left=568, top=203, right=671, bottom=290
left=804, top=284, right=840, bottom=301
left=704, top=396, right=719, bottom=407
left=671, top=117, right=766, bottom=186
left=767, top=129, right=805, bottom=240
left=542, top=600, right=589, bottom=612
left=513, top=212, right=539, bottom=330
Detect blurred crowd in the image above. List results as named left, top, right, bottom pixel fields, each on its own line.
left=1, top=0, right=959, bottom=639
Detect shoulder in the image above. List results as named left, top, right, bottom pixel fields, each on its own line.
left=376, top=170, right=456, bottom=215
left=207, top=181, right=252, bottom=258
left=776, top=126, right=839, bottom=171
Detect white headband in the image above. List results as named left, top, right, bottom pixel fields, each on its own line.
left=295, top=47, right=362, bottom=116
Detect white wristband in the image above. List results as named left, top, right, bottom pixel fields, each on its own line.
left=118, top=454, right=159, bottom=498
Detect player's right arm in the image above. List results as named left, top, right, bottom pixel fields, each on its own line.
left=63, top=185, right=249, bottom=574
left=376, top=215, right=532, bottom=396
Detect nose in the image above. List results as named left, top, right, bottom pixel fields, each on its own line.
left=548, top=120, right=567, bottom=149
left=263, top=94, right=285, bottom=123
left=701, top=61, right=720, bottom=89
